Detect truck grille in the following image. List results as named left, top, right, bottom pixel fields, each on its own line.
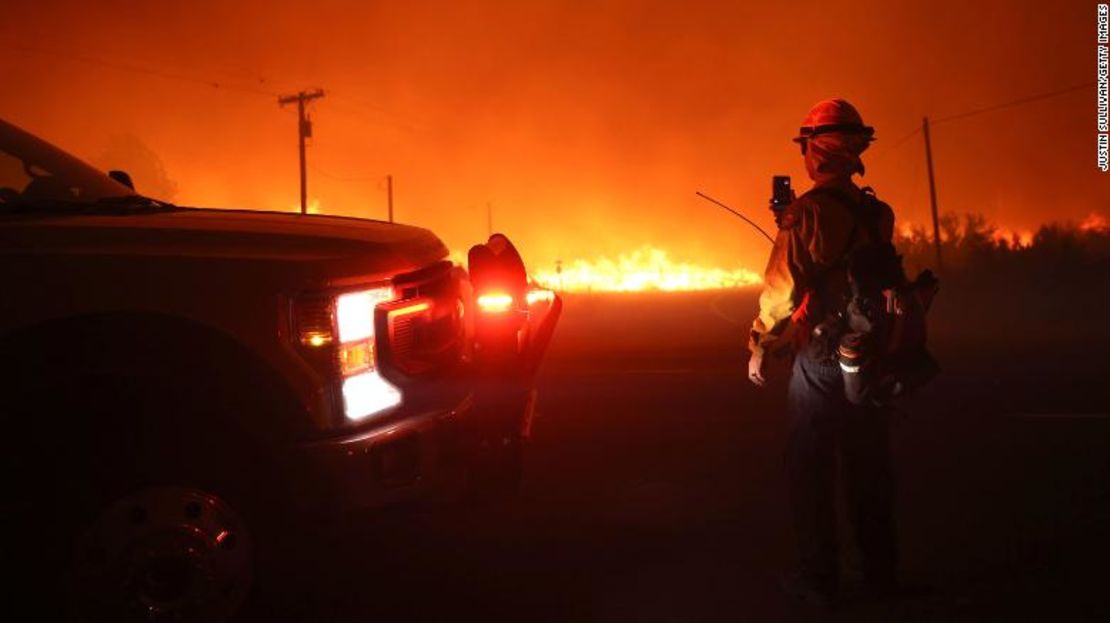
left=380, top=261, right=463, bottom=379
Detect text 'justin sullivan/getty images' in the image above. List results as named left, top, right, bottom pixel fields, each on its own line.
left=1097, top=4, right=1108, bottom=171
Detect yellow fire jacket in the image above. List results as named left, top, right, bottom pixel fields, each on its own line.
left=748, top=181, right=894, bottom=356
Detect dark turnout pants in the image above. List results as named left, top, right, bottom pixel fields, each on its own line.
left=786, top=352, right=897, bottom=589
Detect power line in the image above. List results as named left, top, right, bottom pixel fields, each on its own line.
left=884, top=126, right=922, bottom=151
left=326, top=94, right=435, bottom=135
left=933, top=81, right=1093, bottom=125
left=7, top=42, right=450, bottom=141
left=329, top=92, right=411, bottom=121
left=869, top=126, right=922, bottom=164
left=868, top=81, right=1092, bottom=166
left=912, top=81, right=1091, bottom=270
left=5, top=43, right=279, bottom=97
left=861, top=82, right=1093, bottom=271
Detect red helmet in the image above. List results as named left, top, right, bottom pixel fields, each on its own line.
left=793, top=98, right=875, bottom=143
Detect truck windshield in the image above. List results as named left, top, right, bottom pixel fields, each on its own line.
left=0, top=118, right=137, bottom=209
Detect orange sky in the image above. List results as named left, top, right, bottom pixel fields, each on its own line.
left=1, top=0, right=1105, bottom=273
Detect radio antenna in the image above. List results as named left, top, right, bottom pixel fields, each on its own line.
left=695, top=191, right=774, bottom=244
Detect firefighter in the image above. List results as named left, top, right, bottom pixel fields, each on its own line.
left=747, top=98, right=898, bottom=606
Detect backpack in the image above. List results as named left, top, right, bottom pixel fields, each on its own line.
left=840, top=259, right=940, bottom=405
left=803, top=187, right=941, bottom=405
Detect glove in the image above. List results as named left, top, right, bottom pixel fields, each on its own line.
left=748, top=351, right=766, bottom=387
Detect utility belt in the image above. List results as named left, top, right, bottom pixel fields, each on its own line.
left=796, top=292, right=888, bottom=406
left=804, top=315, right=848, bottom=363
left=799, top=309, right=885, bottom=405
left=793, top=289, right=848, bottom=363
left=806, top=277, right=940, bottom=407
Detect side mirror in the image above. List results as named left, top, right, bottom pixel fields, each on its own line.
left=108, top=170, right=135, bottom=190
left=467, top=233, right=561, bottom=377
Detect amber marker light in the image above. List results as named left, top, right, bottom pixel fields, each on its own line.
left=389, top=300, right=431, bottom=317
left=301, top=331, right=333, bottom=348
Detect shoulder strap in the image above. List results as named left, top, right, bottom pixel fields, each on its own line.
left=801, top=186, right=889, bottom=297
left=800, top=187, right=859, bottom=271
left=855, top=187, right=885, bottom=245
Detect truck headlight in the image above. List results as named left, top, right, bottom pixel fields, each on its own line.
left=296, top=286, right=402, bottom=422
left=336, top=289, right=390, bottom=343
left=341, top=370, right=402, bottom=421
left=335, top=287, right=401, bottom=421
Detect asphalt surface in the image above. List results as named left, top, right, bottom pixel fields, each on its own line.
left=285, top=289, right=1110, bottom=622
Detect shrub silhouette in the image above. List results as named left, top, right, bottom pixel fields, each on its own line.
left=892, top=213, right=1110, bottom=344
left=897, top=212, right=1110, bottom=289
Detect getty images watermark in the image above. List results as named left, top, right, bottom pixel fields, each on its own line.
left=1099, top=4, right=1109, bottom=171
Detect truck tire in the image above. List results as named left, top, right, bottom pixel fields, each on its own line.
left=1, top=376, right=302, bottom=623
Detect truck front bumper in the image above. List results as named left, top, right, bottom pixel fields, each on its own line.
left=290, top=392, right=476, bottom=513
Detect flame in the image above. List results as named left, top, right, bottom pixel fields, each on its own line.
left=1080, top=212, right=1109, bottom=234
left=287, top=198, right=323, bottom=215
left=897, top=221, right=953, bottom=242
left=897, top=220, right=1032, bottom=248
left=990, top=228, right=1034, bottom=248
left=531, top=246, right=762, bottom=292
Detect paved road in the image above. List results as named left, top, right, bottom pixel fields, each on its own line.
left=291, top=290, right=1110, bottom=622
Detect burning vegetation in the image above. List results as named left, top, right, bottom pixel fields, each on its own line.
left=515, top=211, right=1110, bottom=294
left=898, top=211, right=1110, bottom=278
left=530, top=245, right=762, bottom=293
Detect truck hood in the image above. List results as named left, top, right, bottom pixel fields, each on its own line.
left=0, top=207, right=450, bottom=283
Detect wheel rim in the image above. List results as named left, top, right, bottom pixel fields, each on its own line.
left=70, top=486, right=252, bottom=623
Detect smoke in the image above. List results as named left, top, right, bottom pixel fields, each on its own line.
left=0, top=1, right=1100, bottom=275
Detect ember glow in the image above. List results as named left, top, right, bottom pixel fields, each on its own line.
left=1080, top=213, right=1109, bottom=234
left=530, top=246, right=761, bottom=293
left=898, top=220, right=1034, bottom=249
left=990, top=228, right=1035, bottom=248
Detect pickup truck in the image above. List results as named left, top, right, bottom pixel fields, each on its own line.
left=0, top=117, right=560, bottom=622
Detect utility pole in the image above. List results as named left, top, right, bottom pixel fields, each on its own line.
left=278, top=89, right=325, bottom=214
left=922, top=116, right=943, bottom=270
left=386, top=175, right=394, bottom=222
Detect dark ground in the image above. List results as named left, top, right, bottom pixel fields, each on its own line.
left=283, top=288, right=1110, bottom=622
